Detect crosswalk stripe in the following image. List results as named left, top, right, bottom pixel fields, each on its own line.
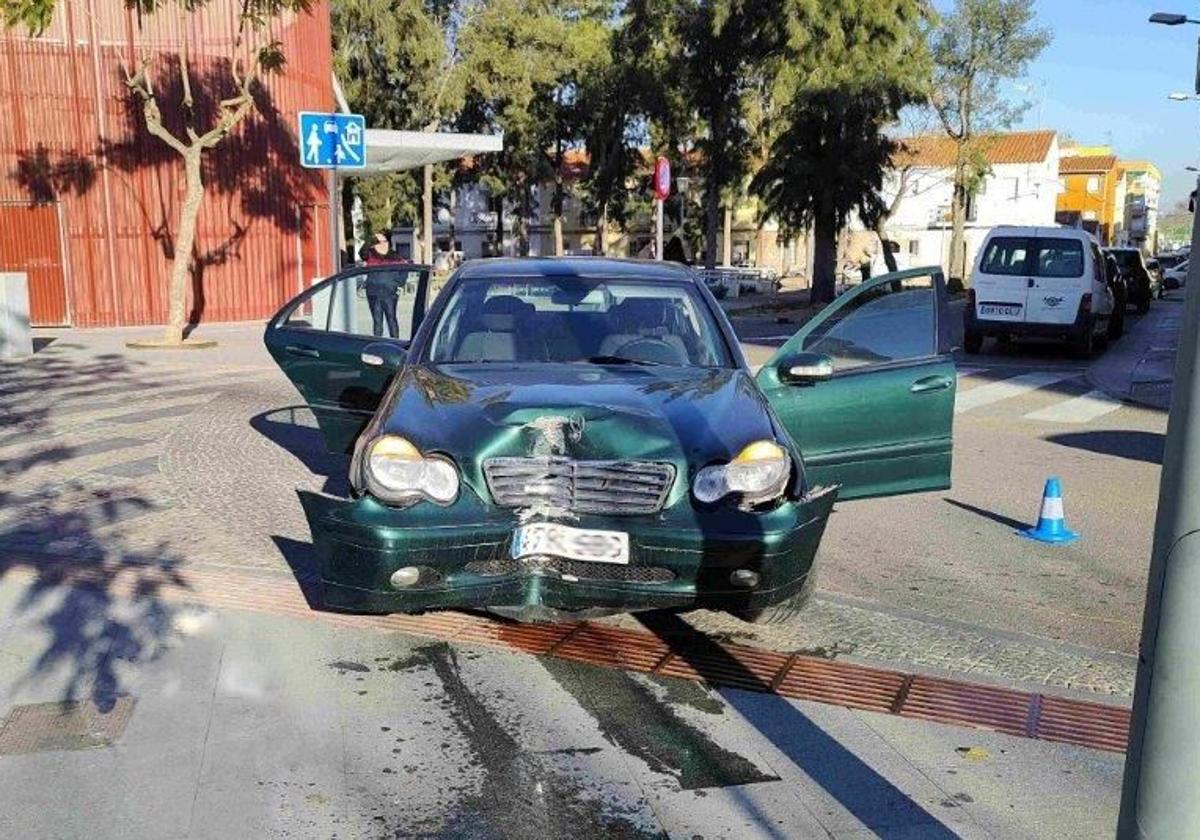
left=954, top=371, right=1079, bottom=414
left=1023, top=389, right=1124, bottom=424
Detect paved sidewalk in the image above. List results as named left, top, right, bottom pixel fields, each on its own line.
left=0, top=573, right=1122, bottom=839
left=1089, top=298, right=1184, bottom=410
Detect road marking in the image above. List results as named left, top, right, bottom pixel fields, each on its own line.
left=955, top=371, right=1079, bottom=414
left=956, top=367, right=985, bottom=378
left=1023, top=389, right=1124, bottom=424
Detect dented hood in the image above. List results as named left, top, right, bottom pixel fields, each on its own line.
left=373, top=363, right=786, bottom=501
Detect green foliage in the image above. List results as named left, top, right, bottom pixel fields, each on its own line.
left=931, top=0, right=1051, bottom=141
left=752, top=0, right=931, bottom=298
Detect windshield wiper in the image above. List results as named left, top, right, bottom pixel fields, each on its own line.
left=583, top=355, right=665, bottom=367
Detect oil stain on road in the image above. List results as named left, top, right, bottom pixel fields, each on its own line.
left=541, top=657, right=778, bottom=791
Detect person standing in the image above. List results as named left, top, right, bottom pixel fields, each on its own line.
left=363, top=233, right=402, bottom=338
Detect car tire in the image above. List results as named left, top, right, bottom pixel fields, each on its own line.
left=964, top=330, right=984, bottom=354
left=1107, top=309, right=1125, bottom=341
left=1071, top=326, right=1095, bottom=359
left=736, top=591, right=809, bottom=626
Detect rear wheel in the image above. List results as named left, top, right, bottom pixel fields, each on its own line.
left=963, top=330, right=984, bottom=354
left=1070, top=325, right=1095, bottom=359
left=1107, top=308, right=1125, bottom=341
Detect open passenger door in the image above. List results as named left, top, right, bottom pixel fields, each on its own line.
left=264, top=265, right=431, bottom=453
left=756, top=267, right=956, bottom=500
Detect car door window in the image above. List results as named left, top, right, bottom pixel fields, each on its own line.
left=282, top=281, right=334, bottom=329
left=1034, top=239, right=1084, bottom=278
left=279, top=268, right=425, bottom=341
left=802, top=277, right=935, bottom=370
left=980, top=237, right=1032, bottom=276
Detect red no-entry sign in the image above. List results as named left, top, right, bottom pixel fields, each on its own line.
left=653, top=156, right=671, bottom=201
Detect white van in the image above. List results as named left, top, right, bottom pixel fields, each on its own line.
left=963, top=226, right=1116, bottom=357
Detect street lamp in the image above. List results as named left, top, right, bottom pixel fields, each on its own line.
left=1150, top=12, right=1197, bottom=25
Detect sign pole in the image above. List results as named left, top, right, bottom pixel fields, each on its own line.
left=652, top=156, right=671, bottom=261
left=655, top=198, right=663, bottom=262
left=329, top=169, right=339, bottom=275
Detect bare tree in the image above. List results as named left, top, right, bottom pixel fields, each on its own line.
left=17, top=0, right=313, bottom=345
left=930, top=0, right=1049, bottom=281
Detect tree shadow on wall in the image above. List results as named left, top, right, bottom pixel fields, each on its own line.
left=9, top=55, right=323, bottom=330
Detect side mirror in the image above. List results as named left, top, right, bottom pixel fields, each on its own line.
left=778, top=352, right=834, bottom=385
left=361, top=341, right=408, bottom=369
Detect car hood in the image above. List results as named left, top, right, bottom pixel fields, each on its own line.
left=370, top=362, right=790, bottom=503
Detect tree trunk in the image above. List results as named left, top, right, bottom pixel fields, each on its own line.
left=948, top=158, right=968, bottom=281
left=422, top=164, right=434, bottom=264
left=811, top=201, right=838, bottom=305
left=595, top=201, right=608, bottom=255
left=518, top=182, right=531, bottom=256
left=493, top=194, right=504, bottom=255
left=875, top=226, right=898, bottom=272
left=553, top=138, right=565, bottom=256
left=163, top=150, right=204, bottom=344
left=703, top=177, right=719, bottom=270
left=722, top=204, right=732, bottom=266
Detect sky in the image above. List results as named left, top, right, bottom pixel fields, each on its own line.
left=934, top=0, right=1200, bottom=211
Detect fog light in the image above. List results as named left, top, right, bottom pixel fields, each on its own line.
left=730, top=569, right=760, bottom=588
left=390, top=567, right=422, bottom=589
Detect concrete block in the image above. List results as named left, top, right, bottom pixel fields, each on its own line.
left=0, top=272, right=33, bottom=358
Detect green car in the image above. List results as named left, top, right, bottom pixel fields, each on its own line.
left=264, top=258, right=955, bottom=623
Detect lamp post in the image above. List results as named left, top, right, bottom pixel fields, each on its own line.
left=1118, top=15, right=1200, bottom=838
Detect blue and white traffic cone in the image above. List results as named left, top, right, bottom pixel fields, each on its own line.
left=1021, top=477, right=1079, bottom=544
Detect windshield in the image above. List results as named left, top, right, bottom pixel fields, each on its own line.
left=427, top=276, right=731, bottom=367
left=1107, top=250, right=1141, bottom=271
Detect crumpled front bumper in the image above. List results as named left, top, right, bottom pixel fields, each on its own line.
left=298, top=485, right=838, bottom=619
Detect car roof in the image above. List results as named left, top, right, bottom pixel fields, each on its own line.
left=454, top=256, right=697, bottom=282
left=987, top=225, right=1096, bottom=241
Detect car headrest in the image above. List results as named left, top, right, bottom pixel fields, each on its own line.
left=613, top=297, right=671, bottom=329
left=479, top=295, right=528, bottom=331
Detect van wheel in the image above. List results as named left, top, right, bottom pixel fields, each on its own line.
left=1107, top=309, right=1125, bottom=341
left=963, top=330, right=983, bottom=354
left=1071, top=327, right=1095, bottom=359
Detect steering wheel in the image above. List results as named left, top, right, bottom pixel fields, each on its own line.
left=613, top=337, right=685, bottom=365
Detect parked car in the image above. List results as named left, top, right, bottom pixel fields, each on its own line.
left=1164, top=260, right=1189, bottom=290
left=964, top=227, right=1117, bottom=358
left=264, top=258, right=956, bottom=623
left=1104, top=247, right=1159, bottom=310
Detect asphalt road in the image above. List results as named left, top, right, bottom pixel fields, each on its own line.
left=731, top=296, right=1170, bottom=660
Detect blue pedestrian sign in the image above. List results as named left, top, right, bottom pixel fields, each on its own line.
left=298, top=111, right=367, bottom=169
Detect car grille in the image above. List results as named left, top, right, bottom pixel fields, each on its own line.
left=463, top=558, right=676, bottom=584
left=482, top=457, right=675, bottom=515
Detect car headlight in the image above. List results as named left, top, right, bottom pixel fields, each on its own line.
left=364, top=435, right=459, bottom=506
left=693, top=440, right=791, bottom=507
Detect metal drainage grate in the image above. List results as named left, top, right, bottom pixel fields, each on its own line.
left=0, top=697, right=136, bottom=755
left=462, top=558, right=676, bottom=584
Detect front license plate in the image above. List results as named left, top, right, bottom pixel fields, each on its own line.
left=511, top=523, right=630, bottom=565
left=979, top=303, right=1022, bottom=317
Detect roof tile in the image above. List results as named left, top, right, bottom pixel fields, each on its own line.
left=895, top=130, right=1057, bottom=167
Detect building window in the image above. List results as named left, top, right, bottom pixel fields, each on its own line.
left=907, top=240, right=920, bottom=256
left=1087, top=176, right=1101, bottom=193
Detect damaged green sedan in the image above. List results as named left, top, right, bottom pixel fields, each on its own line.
left=264, top=258, right=955, bottom=623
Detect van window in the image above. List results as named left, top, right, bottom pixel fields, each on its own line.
left=980, top=236, right=1086, bottom=279
left=980, top=237, right=1031, bottom=276
left=1036, top=239, right=1084, bottom=278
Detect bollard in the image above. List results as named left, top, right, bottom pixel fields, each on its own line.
left=0, top=272, right=34, bottom=358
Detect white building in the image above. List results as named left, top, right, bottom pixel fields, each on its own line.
left=872, top=130, right=1061, bottom=277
